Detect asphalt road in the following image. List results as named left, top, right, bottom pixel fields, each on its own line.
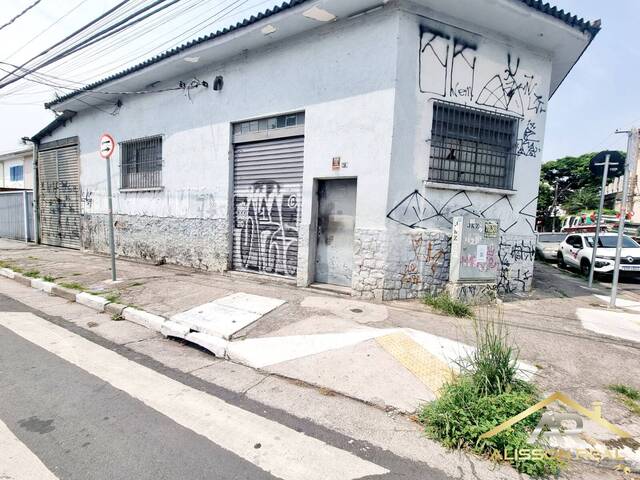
left=0, top=292, right=451, bottom=480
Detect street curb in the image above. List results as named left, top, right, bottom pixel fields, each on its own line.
left=185, top=332, right=228, bottom=358
left=31, top=278, right=56, bottom=294
left=76, top=292, right=109, bottom=312
left=122, top=307, right=165, bottom=332
left=1, top=267, right=233, bottom=362
left=51, top=285, right=79, bottom=301
left=105, top=302, right=127, bottom=316
left=0, top=268, right=15, bottom=279
left=13, top=273, right=33, bottom=287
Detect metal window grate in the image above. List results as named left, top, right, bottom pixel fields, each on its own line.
left=120, top=136, right=162, bottom=189
left=429, top=101, right=519, bottom=190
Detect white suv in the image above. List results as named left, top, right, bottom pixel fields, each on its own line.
left=557, top=232, right=640, bottom=277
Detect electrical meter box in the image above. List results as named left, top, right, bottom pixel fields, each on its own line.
left=449, top=216, right=500, bottom=283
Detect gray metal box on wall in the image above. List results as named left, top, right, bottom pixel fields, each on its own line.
left=449, top=216, right=500, bottom=283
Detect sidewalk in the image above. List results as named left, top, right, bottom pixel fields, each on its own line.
left=1, top=240, right=639, bottom=439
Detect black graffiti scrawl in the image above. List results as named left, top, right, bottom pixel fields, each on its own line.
left=233, top=180, right=299, bottom=277
left=387, top=189, right=538, bottom=234
left=386, top=189, right=479, bottom=228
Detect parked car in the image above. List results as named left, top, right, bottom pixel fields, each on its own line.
left=535, top=232, right=566, bottom=261
left=557, top=233, right=640, bottom=277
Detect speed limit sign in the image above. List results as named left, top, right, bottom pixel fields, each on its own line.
left=99, top=133, right=116, bottom=159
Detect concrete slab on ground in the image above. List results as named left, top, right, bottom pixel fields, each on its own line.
left=227, top=329, right=397, bottom=369
left=127, top=337, right=218, bottom=373
left=266, top=338, right=437, bottom=412
left=576, top=307, right=640, bottom=343
left=170, top=293, right=285, bottom=340
left=300, top=296, right=388, bottom=324
left=190, top=360, right=267, bottom=393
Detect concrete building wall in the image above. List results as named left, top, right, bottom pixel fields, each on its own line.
left=39, top=2, right=554, bottom=300
left=42, top=8, right=399, bottom=276
left=355, top=5, right=551, bottom=300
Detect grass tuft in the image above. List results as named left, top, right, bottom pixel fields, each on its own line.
left=419, top=307, right=559, bottom=476
left=609, top=384, right=640, bottom=415
left=23, top=270, right=40, bottom=278
left=458, top=311, right=523, bottom=396
left=43, top=275, right=56, bottom=282
left=423, top=292, right=473, bottom=318
left=58, top=281, right=86, bottom=291
left=609, top=384, right=640, bottom=401
left=103, top=292, right=121, bottom=304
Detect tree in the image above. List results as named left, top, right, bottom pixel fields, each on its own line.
left=537, top=152, right=624, bottom=229
left=562, top=187, right=600, bottom=214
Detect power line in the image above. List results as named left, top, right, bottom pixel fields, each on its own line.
left=0, top=0, right=43, bottom=32
left=4, top=0, right=90, bottom=60
left=31, top=0, right=182, bottom=73
left=2, top=0, right=239, bottom=96
left=0, top=0, right=267, bottom=105
left=0, top=0, right=132, bottom=88
left=0, top=65, right=189, bottom=95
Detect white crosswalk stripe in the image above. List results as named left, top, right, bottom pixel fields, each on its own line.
left=0, top=417, right=59, bottom=480
left=0, top=313, right=388, bottom=480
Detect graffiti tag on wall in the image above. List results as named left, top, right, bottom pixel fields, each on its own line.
left=399, top=236, right=447, bottom=287
left=387, top=188, right=537, bottom=234
left=233, top=180, right=300, bottom=277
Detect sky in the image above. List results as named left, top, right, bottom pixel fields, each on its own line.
left=0, top=0, right=637, bottom=162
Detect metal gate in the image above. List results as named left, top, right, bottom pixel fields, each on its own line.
left=38, top=142, right=81, bottom=248
left=0, top=191, right=34, bottom=241
left=232, top=136, right=304, bottom=278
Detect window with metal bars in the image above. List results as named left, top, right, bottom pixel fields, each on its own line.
left=120, top=136, right=162, bottom=190
left=428, top=101, right=519, bottom=190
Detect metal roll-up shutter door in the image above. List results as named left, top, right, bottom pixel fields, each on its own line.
left=38, top=144, right=81, bottom=249
left=232, top=136, right=304, bottom=278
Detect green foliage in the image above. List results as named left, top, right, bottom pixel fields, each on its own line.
left=419, top=310, right=561, bottom=476
left=419, top=378, right=559, bottom=476
left=609, top=384, right=640, bottom=415
left=43, top=275, right=56, bottom=282
left=23, top=270, right=40, bottom=278
left=609, top=384, right=640, bottom=401
left=423, top=292, right=473, bottom=318
left=58, top=281, right=86, bottom=291
left=103, top=292, right=121, bottom=304
left=458, top=314, right=526, bottom=396
left=562, top=187, right=600, bottom=214
left=537, top=152, right=624, bottom=227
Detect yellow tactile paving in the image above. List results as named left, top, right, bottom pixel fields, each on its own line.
left=376, top=332, right=454, bottom=396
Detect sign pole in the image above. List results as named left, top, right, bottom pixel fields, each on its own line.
left=105, top=155, right=117, bottom=281
left=588, top=154, right=610, bottom=288
left=609, top=134, right=636, bottom=308
left=99, top=133, right=117, bottom=282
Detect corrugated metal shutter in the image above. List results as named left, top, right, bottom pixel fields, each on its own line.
left=38, top=144, right=81, bottom=249
left=232, top=136, right=303, bottom=278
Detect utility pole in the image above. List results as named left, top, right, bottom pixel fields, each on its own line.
left=610, top=128, right=639, bottom=308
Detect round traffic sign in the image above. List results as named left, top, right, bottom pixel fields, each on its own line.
left=99, top=133, right=116, bottom=159
left=589, top=150, right=625, bottom=178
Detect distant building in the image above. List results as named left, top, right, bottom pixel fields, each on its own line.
left=605, top=129, right=640, bottom=218
left=30, top=0, right=598, bottom=299
left=0, top=147, right=32, bottom=190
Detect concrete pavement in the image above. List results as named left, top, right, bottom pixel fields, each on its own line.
left=1, top=238, right=640, bottom=478
left=0, top=279, right=633, bottom=479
